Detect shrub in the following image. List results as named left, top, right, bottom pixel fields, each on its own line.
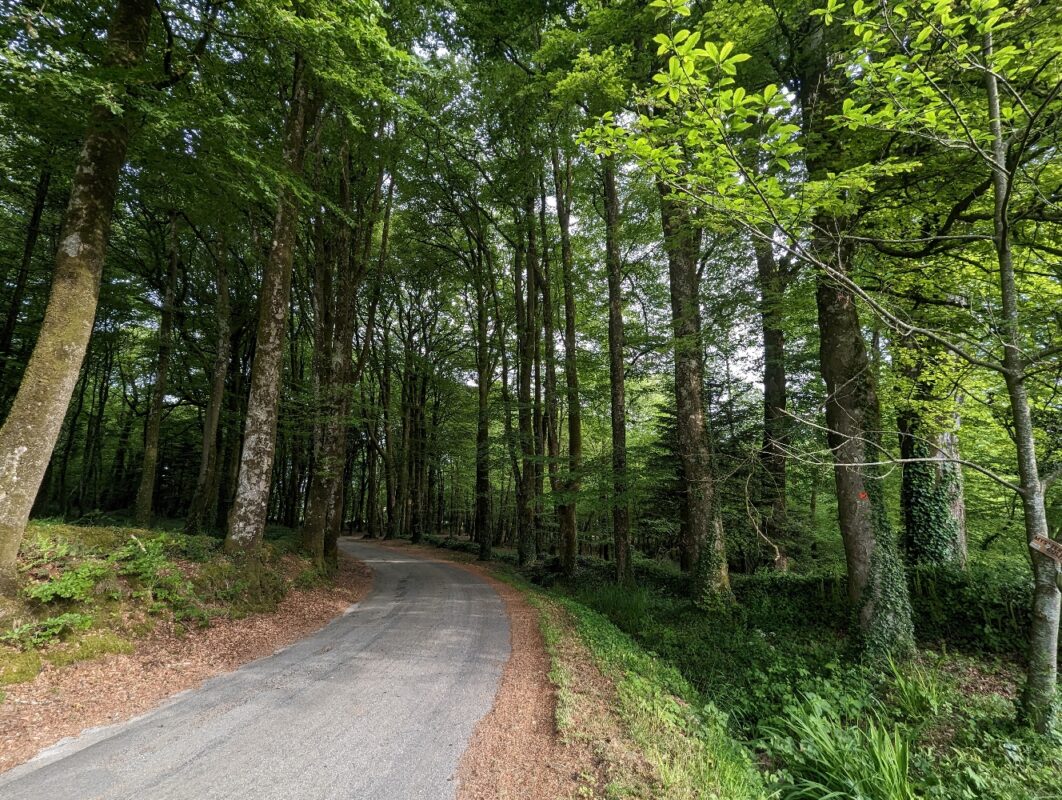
left=192, top=559, right=286, bottom=615
left=111, top=538, right=204, bottom=620
left=24, top=560, right=113, bottom=603
left=1, top=612, right=94, bottom=649
left=766, top=695, right=916, bottom=800
left=886, top=656, right=948, bottom=722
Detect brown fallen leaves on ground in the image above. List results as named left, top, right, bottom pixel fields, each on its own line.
left=0, top=553, right=371, bottom=774
left=377, top=539, right=652, bottom=800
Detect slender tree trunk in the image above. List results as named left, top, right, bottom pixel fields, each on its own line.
left=539, top=183, right=561, bottom=555
left=135, top=212, right=180, bottom=526
left=107, top=391, right=135, bottom=510
left=658, top=185, right=729, bottom=599
left=551, top=143, right=581, bottom=576
left=474, top=241, right=493, bottom=560
left=226, top=55, right=315, bottom=555
left=515, top=200, right=536, bottom=566
left=603, top=157, right=632, bottom=585
left=982, top=39, right=1059, bottom=732
left=186, top=240, right=231, bottom=534
left=755, top=238, right=790, bottom=569
left=0, top=0, right=153, bottom=591
left=799, top=23, right=913, bottom=656
left=0, top=167, right=52, bottom=389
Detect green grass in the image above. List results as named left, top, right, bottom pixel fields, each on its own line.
left=44, top=631, right=134, bottom=667
left=0, top=649, right=41, bottom=685
left=554, top=595, right=767, bottom=799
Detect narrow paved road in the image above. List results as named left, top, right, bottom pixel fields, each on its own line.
left=0, top=540, right=510, bottom=800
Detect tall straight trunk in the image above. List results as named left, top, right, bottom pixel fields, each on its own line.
left=107, top=391, right=136, bottom=509
left=0, top=0, right=153, bottom=591
left=799, top=25, right=912, bottom=655
left=515, top=199, right=537, bottom=566
left=303, top=139, right=357, bottom=568
left=135, top=212, right=180, bottom=526
left=658, top=184, right=729, bottom=599
left=603, top=157, right=632, bottom=585
left=551, top=143, right=581, bottom=576
left=754, top=237, right=790, bottom=568
left=474, top=240, right=493, bottom=560
left=539, top=181, right=560, bottom=553
left=79, top=342, right=114, bottom=513
left=0, top=166, right=52, bottom=389
left=982, top=37, right=1059, bottom=732
left=380, top=315, right=397, bottom=538
left=186, top=239, right=231, bottom=534
left=226, top=55, right=315, bottom=554
left=55, top=361, right=91, bottom=514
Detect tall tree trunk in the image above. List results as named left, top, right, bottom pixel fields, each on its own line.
left=186, top=239, right=231, bottom=535
left=305, top=138, right=372, bottom=568
left=474, top=240, right=493, bottom=560
left=134, top=212, right=180, bottom=526
left=551, top=143, right=581, bottom=576
left=226, top=55, right=315, bottom=555
left=603, top=157, right=632, bottom=585
left=539, top=182, right=560, bottom=555
left=658, top=185, right=729, bottom=600
left=982, top=38, right=1059, bottom=732
left=755, top=237, right=790, bottom=569
left=380, top=313, right=397, bottom=538
left=0, top=167, right=52, bottom=390
left=0, top=0, right=153, bottom=592
left=107, top=388, right=136, bottom=510
left=799, top=22, right=913, bottom=656
left=515, top=199, right=537, bottom=566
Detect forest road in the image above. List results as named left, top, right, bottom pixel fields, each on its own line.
left=0, top=539, right=511, bottom=800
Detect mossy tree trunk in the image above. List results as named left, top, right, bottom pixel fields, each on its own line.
left=515, top=196, right=537, bottom=567
left=658, top=184, right=729, bottom=601
left=473, top=232, right=493, bottom=561
left=0, top=0, right=154, bottom=593
left=898, top=396, right=967, bottom=568
left=226, top=54, right=316, bottom=556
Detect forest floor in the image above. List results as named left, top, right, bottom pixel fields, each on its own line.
left=0, top=522, right=371, bottom=773
left=418, top=532, right=1062, bottom=800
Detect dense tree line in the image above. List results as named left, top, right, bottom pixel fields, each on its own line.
left=0, top=0, right=1057, bottom=732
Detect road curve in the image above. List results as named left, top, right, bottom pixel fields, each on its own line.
left=0, top=539, right=510, bottom=800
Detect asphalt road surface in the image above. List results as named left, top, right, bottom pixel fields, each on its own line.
left=0, top=539, right=510, bottom=800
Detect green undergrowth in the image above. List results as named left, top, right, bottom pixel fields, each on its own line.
left=486, top=565, right=766, bottom=799
left=554, top=594, right=767, bottom=799
left=563, top=567, right=1061, bottom=800
left=411, top=534, right=1062, bottom=800
left=0, top=521, right=314, bottom=693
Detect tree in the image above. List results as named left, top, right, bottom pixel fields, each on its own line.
left=0, top=0, right=156, bottom=592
